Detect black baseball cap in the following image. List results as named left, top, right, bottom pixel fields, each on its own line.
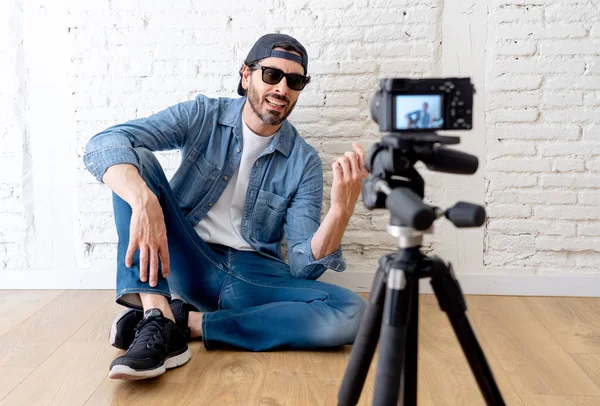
left=237, top=33, right=309, bottom=96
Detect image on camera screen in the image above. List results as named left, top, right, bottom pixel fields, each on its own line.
left=395, top=95, right=444, bottom=130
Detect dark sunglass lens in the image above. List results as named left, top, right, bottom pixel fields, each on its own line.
left=286, top=75, right=306, bottom=91
left=263, top=68, right=284, bottom=84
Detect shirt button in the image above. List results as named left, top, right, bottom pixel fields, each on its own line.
left=208, top=202, right=213, bottom=207
left=236, top=148, right=241, bottom=153
left=224, top=176, right=229, bottom=180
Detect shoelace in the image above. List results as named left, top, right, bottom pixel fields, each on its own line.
left=128, top=317, right=167, bottom=352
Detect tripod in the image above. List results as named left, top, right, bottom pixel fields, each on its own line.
left=337, top=134, right=505, bottom=406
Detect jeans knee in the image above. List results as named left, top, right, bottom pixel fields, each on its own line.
left=133, top=147, right=168, bottom=186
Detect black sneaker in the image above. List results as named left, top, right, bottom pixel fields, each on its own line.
left=109, top=299, right=194, bottom=350
left=108, top=308, right=192, bottom=380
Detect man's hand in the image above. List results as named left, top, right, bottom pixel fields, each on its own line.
left=330, top=143, right=369, bottom=217
left=125, top=189, right=171, bottom=287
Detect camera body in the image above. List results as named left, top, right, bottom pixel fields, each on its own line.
left=371, top=78, right=475, bottom=133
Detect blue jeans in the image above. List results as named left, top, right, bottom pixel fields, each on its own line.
left=113, top=148, right=366, bottom=351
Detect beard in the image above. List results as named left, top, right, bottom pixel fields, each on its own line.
left=246, top=79, right=297, bottom=126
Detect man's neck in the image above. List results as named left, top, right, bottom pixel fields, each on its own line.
left=242, top=101, right=282, bottom=137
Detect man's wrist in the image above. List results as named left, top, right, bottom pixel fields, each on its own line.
left=328, top=204, right=353, bottom=222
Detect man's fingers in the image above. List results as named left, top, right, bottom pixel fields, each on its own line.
left=139, top=246, right=148, bottom=283
left=344, top=151, right=360, bottom=178
left=352, top=143, right=368, bottom=176
left=160, top=243, right=170, bottom=278
left=332, top=161, right=342, bottom=182
left=125, top=240, right=136, bottom=268
left=149, top=248, right=159, bottom=287
left=339, top=156, right=351, bottom=181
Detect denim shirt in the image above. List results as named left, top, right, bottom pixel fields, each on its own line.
left=83, top=94, right=346, bottom=280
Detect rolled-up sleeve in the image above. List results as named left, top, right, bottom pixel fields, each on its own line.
left=83, top=97, right=204, bottom=182
left=285, top=154, right=346, bottom=280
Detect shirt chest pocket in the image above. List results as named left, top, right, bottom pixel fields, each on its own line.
left=171, top=148, right=220, bottom=212
left=253, top=190, right=289, bottom=242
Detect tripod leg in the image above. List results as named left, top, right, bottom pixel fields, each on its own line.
left=429, top=257, right=506, bottom=406
left=400, top=273, right=420, bottom=406
left=338, top=259, right=390, bottom=406
left=373, top=268, right=411, bottom=406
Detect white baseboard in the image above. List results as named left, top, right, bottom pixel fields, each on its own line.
left=1, top=270, right=599, bottom=297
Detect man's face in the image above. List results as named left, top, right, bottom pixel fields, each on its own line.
left=242, top=51, right=304, bottom=126
left=423, top=103, right=428, bottom=112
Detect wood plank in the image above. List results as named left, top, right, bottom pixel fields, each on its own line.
left=523, top=297, right=600, bottom=354
left=69, top=297, right=123, bottom=343
left=0, top=290, right=64, bottom=338
left=417, top=295, right=524, bottom=406
left=85, top=381, right=187, bottom=406
left=0, top=290, right=110, bottom=368
left=177, top=349, right=268, bottom=405
left=0, top=342, right=118, bottom=406
left=572, top=354, right=600, bottom=389
left=259, top=349, right=347, bottom=406
left=0, top=367, right=33, bottom=401
left=466, top=296, right=600, bottom=396
left=519, top=394, right=600, bottom=405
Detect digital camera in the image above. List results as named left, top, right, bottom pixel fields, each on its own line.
left=370, top=78, right=475, bottom=133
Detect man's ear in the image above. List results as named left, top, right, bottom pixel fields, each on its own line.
left=241, top=64, right=252, bottom=93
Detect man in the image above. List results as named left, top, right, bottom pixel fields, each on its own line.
left=84, top=33, right=367, bottom=381
left=405, top=102, right=431, bottom=129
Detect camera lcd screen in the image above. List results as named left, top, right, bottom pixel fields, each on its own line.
left=394, top=95, right=444, bottom=130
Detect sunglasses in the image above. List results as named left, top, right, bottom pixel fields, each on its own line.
left=254, top=64, right=311, bottom=91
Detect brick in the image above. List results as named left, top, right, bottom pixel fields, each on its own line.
left=587, top=158, right=600, bottom=172
left=543, top=108, right=600, bottom=123
left=541, top=40, right=600, bottom=55
left=486, top=204, right=531, bottom=218
left=487, top=158, right=551, bottom=173
left=579, top=224, right=600, bottom=237
left=539, top=142, right=600, bottom=156
left=583, top=92, right=600, bottom=105
left=493, top=126, right=579, bottom=140
left=487, top=234, right=535, bottom=251
left=490, top=75, right=542, bottom=91
left=540, top=175, right=600, bottom=189
left=487, top=141, right=537, bottom=158
left=517, top=190, right=577, bottom=204
left=543, top=91, right=584, bottom=107
left=487, top=219, right=576, bottom=236
left=496, top=7, right=544, bottom=23
left=496, top=40, right=537, bottom=56
left=580, top=192, right=600, bottom=205
left=583, top=125, right=600, bottom=141
left=490, top=108, right=539, bottom=123
left=552, top=159, right=585, bottom=172
left=545, top=76, right=600, bottom=90
left=489, top=91, right=541, bottom=108
left=535, top=205, right=600, bottom=220
left=324, top=93, right=360, bottom=107
left=493, top=60, right=585, bottom=76
left=536, top=238, right=600, bottom=252
left=487, top=173, right=538, bottom=190
left=496, top=24, right=587, bottom=39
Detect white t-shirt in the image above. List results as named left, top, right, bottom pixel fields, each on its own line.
left=194, top=119, right=274, bottom=250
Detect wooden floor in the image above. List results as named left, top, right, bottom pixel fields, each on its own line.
left=1, top=291, right=600, bottom=405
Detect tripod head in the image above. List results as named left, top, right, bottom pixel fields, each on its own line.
left=361, top=132, right=486, bottom=247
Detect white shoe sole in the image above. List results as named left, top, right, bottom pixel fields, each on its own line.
left=109, top=308, right=138, bottom=347
left=108, top=348, right=193, bottom=380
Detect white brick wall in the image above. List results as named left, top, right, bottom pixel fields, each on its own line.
left=1, top=0, right=599, bottom=290
left=484, top=0, right=600, bottom=276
